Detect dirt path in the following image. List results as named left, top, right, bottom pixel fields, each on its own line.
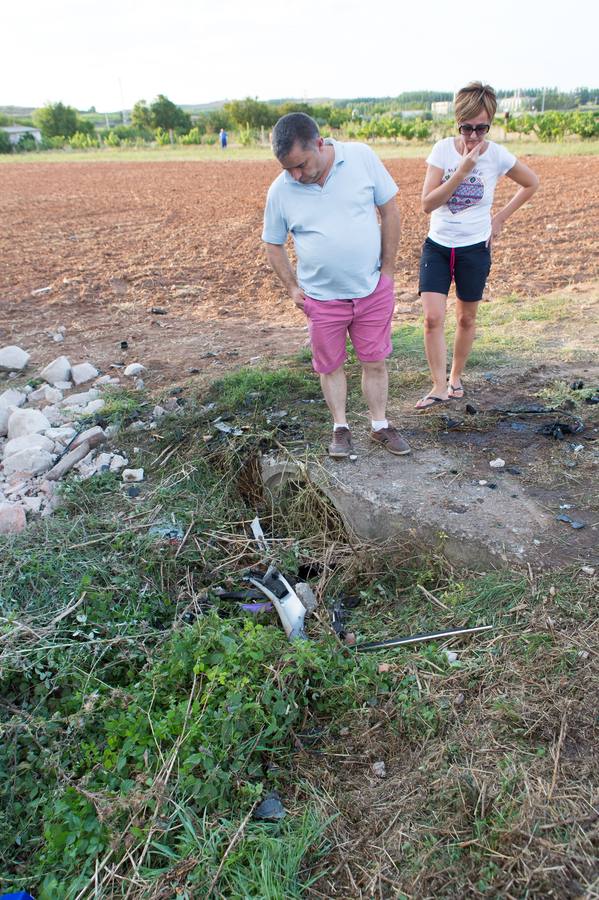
left=1, top=156, right=598, bottom=385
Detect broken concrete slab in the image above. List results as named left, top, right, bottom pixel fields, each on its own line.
left=46, top=442, right=91, bottom=481
left=260, top=443, right=597, bottom=570
left=70, top=426, right=107, bottom=451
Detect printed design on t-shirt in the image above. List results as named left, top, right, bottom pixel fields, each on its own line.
left=442, top=170, right=484, bottom=215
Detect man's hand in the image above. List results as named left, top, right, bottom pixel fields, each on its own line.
left=290, top=285, right=307, bottom=309
left=458, top=142, right=482, bottom=176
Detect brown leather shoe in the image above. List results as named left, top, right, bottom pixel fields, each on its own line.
left=328, top=427, right=353, bottom=459
left=370, top=424, right=411, bottom=456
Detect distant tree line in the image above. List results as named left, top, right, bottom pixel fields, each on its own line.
left=1, top=89, right=597, bottom=153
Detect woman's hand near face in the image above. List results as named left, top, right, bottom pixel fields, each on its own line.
left=458, top=142, right=482, bottom=175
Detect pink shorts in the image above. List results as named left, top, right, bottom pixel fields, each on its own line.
left=303, top=273, right=395, bottom=374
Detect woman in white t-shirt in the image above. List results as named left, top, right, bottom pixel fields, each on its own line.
left=415, top=82, right=539, bottom=408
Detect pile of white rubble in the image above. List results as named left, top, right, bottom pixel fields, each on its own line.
left=0, top=345, right=152, bottom=535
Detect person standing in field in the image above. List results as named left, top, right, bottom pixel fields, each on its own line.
left=262, top=113, right=410, bottom=459
left=219, top=128, right=228, bottom=149
left=415, top=82, right=539, bottom=409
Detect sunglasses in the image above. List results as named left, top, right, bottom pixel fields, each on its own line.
left=458, top=123, right=490, bottom=136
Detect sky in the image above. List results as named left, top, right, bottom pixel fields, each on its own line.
left=2, top=0, right=598, bottom=111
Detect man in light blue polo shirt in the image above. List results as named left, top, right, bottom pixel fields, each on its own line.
left=263, top=113, right=410, bottom=459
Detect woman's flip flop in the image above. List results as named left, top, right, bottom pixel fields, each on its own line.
left=448, top=384, right=465, bottom=399
left=415, top=394, right=448, bottom=410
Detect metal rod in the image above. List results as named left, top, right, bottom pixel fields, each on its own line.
left=355, top=624, right=493, bottom=652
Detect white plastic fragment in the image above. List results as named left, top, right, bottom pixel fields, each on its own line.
left=489, top=458, right=505, bottom=468
left=122, top=468, right=144, bottom=482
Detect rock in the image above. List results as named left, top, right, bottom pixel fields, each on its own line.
left=0, top=391, right=28, bottom=436
left=123, top=363, right=145, bottom=377
left=54, top=381, right=73, bottom=391
left=3, top=433, right=55, bottom=459
left=71, top=426, right=107, bottom=451
left=52, top=332, right=65, bottom=343
left=45, top=426, right=77, bottom=445
left=122, top=468, right=144, bottom=483
left=71, top=362, right=99, bottom=386
left=104, top=424, right=120, bottom=440
left=372, top=761, right=387, bottom=778
left=22, top=495, right=43, bottom=514
left=41, top=405, right=65, bottom=426
left=109, top=454, right=128, bottom=472
left=40, top=356, right=71, bottom=385
left=0, top=346, right=30, bottom=372
left=0, top=389, right=27, bottom=410
left=84, top=399, right=105, bottom=415
left=2, top=448, right=55, bottom=477
left=7, top=408, right=52, bottom=440
left=61, top=389, right=100, bottom=408
left=152, top=405, right=166, bottom=419
left=0, top=503, right=27, bottom=534
left=46, top=442, right=91, bottom=481
left=581, top=566, right=595, bottom=576
left=134, top=378, right=145, bottom=390
left=93, top=452, right=113, bottom=473
left=454, top=692, right=466, bottom=706
left=489, top=458, right=505, bottom=468
left=95, top=374, right=118, bottom=386
left=28, top=385, right=63, bottom=404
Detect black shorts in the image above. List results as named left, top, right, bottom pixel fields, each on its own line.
left=418, top=237, right=492, bottom=302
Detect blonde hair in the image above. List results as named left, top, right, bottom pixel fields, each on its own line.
left=455, top=82, right=497, bottom=123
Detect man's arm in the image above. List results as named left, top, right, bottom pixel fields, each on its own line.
left=264, top=242, right=306, bottom=309
left=377, top=198, right=401, bottom=280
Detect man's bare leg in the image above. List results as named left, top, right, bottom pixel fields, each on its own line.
left=320, top=364, right=348, bottom=424
left=361, top=359, right=388, bottom=421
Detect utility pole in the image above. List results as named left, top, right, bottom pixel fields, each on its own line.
left=541, top=86, right=546, bottom=113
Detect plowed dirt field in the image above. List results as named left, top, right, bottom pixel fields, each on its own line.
left=1, top=155, right=598, bottom=383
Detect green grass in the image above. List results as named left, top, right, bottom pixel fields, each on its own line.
left=1, top=364, right=597, bottom=899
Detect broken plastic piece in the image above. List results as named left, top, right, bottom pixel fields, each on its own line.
left=253, top=791, right=286, bottom=821
left=247, top=566, right=307, bottom=641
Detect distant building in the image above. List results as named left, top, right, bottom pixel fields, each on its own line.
left=0, top=125, right=42, bottom=145
left=498, top=95, right=534, bottom=114
left=401, top=109, right=425, bottom=119
left=431, top=101, right=454, bottom=118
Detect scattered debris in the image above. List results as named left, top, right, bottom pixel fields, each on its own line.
left=555, top=513, right=585, bottom=529
left=122, top=468, right=144, bottom=483
left=214, top=420, right=243, bottom=436
left=150, top=306, right=168, bottom=315
left=246, top=566, right=307, bottom=641
left=356, top=624, right=493, bottom=653
left=149, top=523, right=184, bottom=542
left=585, top=395, right=599, bottom=405
left=443, top=650, right=458, bottom=663
left=253, top=791, right=286, bottom=821
left=372, top=761, right=387, bottom=778
left=536, top=420, right=584, bottom=440
left=581, top=566, right=595, bottom=576
left=489, top=458, right=505, bottom=468
left=465, top=404, right=477, bottom=415
left=570, top=379, right=584, bottom=390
